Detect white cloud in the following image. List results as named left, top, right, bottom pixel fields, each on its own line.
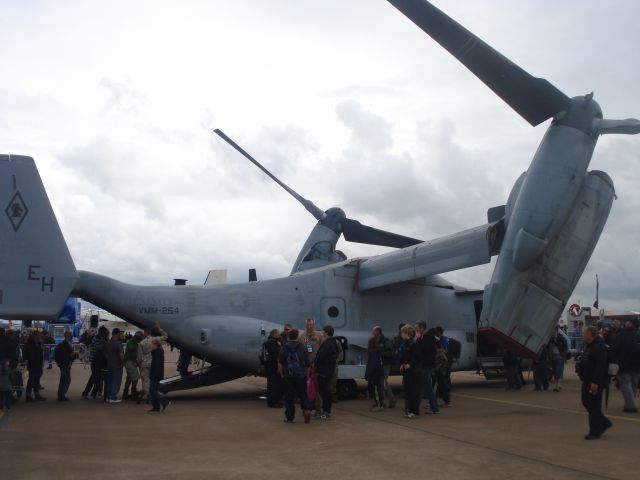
left=0, top=0, right=639, bottom=312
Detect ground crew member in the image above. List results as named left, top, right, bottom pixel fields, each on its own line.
left=299, top=318, right=323, bottom=415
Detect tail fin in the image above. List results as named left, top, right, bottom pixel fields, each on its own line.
left=0, top=155, right=78, bottom=319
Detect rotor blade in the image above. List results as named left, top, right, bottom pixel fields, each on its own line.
left=341, top=218, right=423, bottom=249
left=214, top=129, right=325, bottom=220
left=593, top=118, right=640, bottom=135
left=387, top=0, right=572, bottom=126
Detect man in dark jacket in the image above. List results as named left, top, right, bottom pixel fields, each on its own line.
left=55, top=331, right=78, bottom=401
left=23, top=331, right=46, bottom=402
left=613, top=321, right=640, bottom=412
left=278, top=328, right=311, bottom=423
left=314, top=325, right=339, bottom=419
left=415, top=321, right=439, bottom=414
left=148, top=328, right=170, bottom=412
left=261, top=329, right=283, bottom=408
left=578, top=326, right=612, bottom=440
left=105, top=328, right=124, bottom=403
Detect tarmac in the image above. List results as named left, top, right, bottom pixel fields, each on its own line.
left=1, top=355, right=638, bottom=480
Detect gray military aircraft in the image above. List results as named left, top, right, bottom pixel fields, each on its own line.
left=1, top=0, right=638, bottom=396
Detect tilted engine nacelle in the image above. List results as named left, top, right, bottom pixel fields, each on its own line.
left=480, top=170, right=615, bottom=356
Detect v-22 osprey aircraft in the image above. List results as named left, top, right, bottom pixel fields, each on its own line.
left=1, top=0, right=639, bottom=397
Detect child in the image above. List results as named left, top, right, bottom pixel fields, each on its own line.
left=0, top=358, right=11, bottom=411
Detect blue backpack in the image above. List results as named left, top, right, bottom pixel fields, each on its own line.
left=284, top=344, right=305, bottom=378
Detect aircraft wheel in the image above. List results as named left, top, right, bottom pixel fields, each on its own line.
left=337, top=379, right=358, bottom=400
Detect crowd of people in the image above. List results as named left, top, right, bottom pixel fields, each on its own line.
left=0, top=322, right=172, bottom=413
left=260, top=318, right=459, bottom=423
left=498, top=319, right=640, bottom=440
left=2, top=316, right=638, bottom=441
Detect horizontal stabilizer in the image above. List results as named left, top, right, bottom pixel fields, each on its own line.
left=358, top=222, right=502, bottom=290
left=0, top=155, right=78, bottom=319
left=487, top=205, right=505, bottom=224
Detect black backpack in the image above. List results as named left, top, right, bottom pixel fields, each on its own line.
left=284, top=344, right=305, bottom=379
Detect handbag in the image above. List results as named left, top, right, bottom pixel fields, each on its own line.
left=306, top=372, right=316, bottom=401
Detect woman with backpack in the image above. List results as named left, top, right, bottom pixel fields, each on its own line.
left=277, top=328, right=311, bottom=423
left=314, top=326, right=339, bottom=420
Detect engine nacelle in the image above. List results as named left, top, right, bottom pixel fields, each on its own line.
left=178, top=314, right=281, bottom=374
left=480, top=170, right=615, bottom=356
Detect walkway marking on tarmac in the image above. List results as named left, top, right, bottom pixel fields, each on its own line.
left=452, top=393, right=640, bottom=424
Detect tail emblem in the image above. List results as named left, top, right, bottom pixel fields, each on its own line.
left=5, top=191, right=28, bottom=231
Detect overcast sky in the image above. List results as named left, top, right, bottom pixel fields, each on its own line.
left=1, top=0, right=639, bottom=314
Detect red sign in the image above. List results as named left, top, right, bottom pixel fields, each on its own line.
left=568, top=304, right=582, bottom=317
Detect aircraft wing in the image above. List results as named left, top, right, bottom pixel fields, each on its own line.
left=358, top=222, right=503, bottom=290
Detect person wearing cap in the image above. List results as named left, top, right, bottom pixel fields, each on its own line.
left=105, top=328, right=125, bottom=403
left=123, top=331, right=143, bottom=401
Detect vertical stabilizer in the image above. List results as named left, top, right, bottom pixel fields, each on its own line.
left=0, top=155, right=78, bottom=319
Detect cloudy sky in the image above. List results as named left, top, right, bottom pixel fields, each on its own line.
left=1, top=0, right=639, bottom=313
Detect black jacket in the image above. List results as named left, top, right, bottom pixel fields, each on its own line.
left=55, top=341, right=75, bottom=367
left=23, top=337, right=44, bottom=372
left=261, top=336, right=281, bottom=376
left=418, top=331, right=437, bottom=369
left=314, top=337, right=338, bottom=378
left=0, top=335, right=12, bottom=361
left=150, top=346, right=165, bottom=382
left=365, top=348, right=383, bottom=383
left=380, top=335, right=396, bottom=366
left=578, top=336, right=609, bottom=387
left=614, top=328, right=640, bottom=373
left=399, top=340, right=423, bottom=375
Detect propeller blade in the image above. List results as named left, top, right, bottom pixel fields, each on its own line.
left=214, top=129, right=326, bottom=220
left=341, top=218, right=423, bottom=249
left=593, top=118, right=640, bottom=135
left=387, top=0, right=572, bottom=126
